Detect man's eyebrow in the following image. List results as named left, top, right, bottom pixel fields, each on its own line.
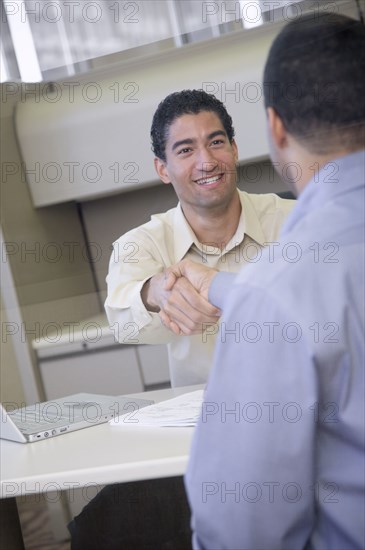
left=171, top=138, right=195, bottom=152
left=171, top=130, right=227, bottom=152
left=207, top=130, right=227, bottom=140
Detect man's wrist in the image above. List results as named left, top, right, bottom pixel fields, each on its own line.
left=141, top=277, right=160, bottom=312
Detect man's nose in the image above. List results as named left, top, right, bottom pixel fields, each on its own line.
left=195, top=148, right=218, bottom=172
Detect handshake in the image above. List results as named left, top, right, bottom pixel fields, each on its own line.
left=141, top=259, right=221, bottom=336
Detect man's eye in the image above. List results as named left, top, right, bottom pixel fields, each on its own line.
left=178, top=148, right=192, bottom=155
left=211, top=139, right=224, bottom=146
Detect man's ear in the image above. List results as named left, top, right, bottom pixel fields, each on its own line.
left=267, top=107, right=288, bottom=150
left=154, top=157, right=171, bottom=185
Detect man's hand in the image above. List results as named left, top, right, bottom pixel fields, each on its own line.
left=159, top=260, right=220, bottom=335
left=141, top=267, right=220, bottom=336
left=164, top=259, right=218, bottom=300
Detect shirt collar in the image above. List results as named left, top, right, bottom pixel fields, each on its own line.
left=238, top=191, right=267, bottom=247
left=173, top=203, right=198, bottom=261
left=173, top=190, right=267, bottom=261
left=282, top=149, right=365, bottom=236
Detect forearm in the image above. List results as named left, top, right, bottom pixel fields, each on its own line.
left=105, top=272, right=179, bottom=344
left=105, top=300, right=179, bottom=345
left=106, top=234, right=177, bottom=340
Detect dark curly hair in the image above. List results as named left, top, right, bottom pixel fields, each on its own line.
left=150, top=89, right=235, bottom=161
left=263, top=13, right=365, bottom=153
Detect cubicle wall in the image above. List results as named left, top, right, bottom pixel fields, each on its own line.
left=14, top=19, right=284, bottom=206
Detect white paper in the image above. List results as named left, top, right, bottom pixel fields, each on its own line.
left=109, top=390, right=204, bottom=427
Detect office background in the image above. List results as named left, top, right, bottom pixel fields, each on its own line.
left=1, top=0, right=361, bottom=404
left=3, top=0, right=322, bottom=407
left=0, top=1, right=362, bottom=547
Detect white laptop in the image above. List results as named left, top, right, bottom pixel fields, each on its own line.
left=0, top=393, right=154, bottom=443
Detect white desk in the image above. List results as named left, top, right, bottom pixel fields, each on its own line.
left=0, top=385, right=200, bottom=549
left=1, top=385, right=200, bottom=498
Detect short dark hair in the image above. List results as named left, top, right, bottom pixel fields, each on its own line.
left=263, top=13, right=365, bottom=153
left=151, top=89, right=235, bottom=161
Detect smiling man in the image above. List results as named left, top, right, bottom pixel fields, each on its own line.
left=105, top=89, right=294, bottom=386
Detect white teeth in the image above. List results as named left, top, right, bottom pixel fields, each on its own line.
left=196, top=175, right=221, bottom=185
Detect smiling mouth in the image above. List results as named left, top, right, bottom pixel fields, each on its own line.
left=195, top=174, right=223, bottom=186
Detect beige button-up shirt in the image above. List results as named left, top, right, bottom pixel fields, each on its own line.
left=105, top=190, right=294, bottom=386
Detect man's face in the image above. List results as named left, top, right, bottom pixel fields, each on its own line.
left=155, top=111, right=239, bottom=215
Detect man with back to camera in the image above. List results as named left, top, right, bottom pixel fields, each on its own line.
left=162, top=12, right=365, bottom=550
left=105, top=89, right=294, bottom=387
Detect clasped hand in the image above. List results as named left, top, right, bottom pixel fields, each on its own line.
left=158, top=259, right=220, bottom=336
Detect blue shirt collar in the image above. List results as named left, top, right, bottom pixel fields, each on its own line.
left=282, top=149, right=365, bottom=236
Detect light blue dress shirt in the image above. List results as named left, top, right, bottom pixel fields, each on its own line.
left=185, top=150, right=365, bottom=550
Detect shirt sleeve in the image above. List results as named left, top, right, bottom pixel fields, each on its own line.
left=104, top=235, right=180, bottom=345
left=185, top=283, right=317, bottom=550
left=208, top=272, right=237, bottom=308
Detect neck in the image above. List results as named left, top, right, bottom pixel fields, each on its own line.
left=297, top=151, right=349, bottom=194
left=282, top=138, right=358, bottom=195
left=182, top=192, right=242, bottom=249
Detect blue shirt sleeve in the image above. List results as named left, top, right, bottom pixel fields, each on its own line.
left=208, top=272, right=236, bottom=308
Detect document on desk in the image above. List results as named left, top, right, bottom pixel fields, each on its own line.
left=109, top=390, right=204, bottom=427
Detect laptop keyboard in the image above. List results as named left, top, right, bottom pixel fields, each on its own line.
left=10, top=413, right=84, bottom=433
